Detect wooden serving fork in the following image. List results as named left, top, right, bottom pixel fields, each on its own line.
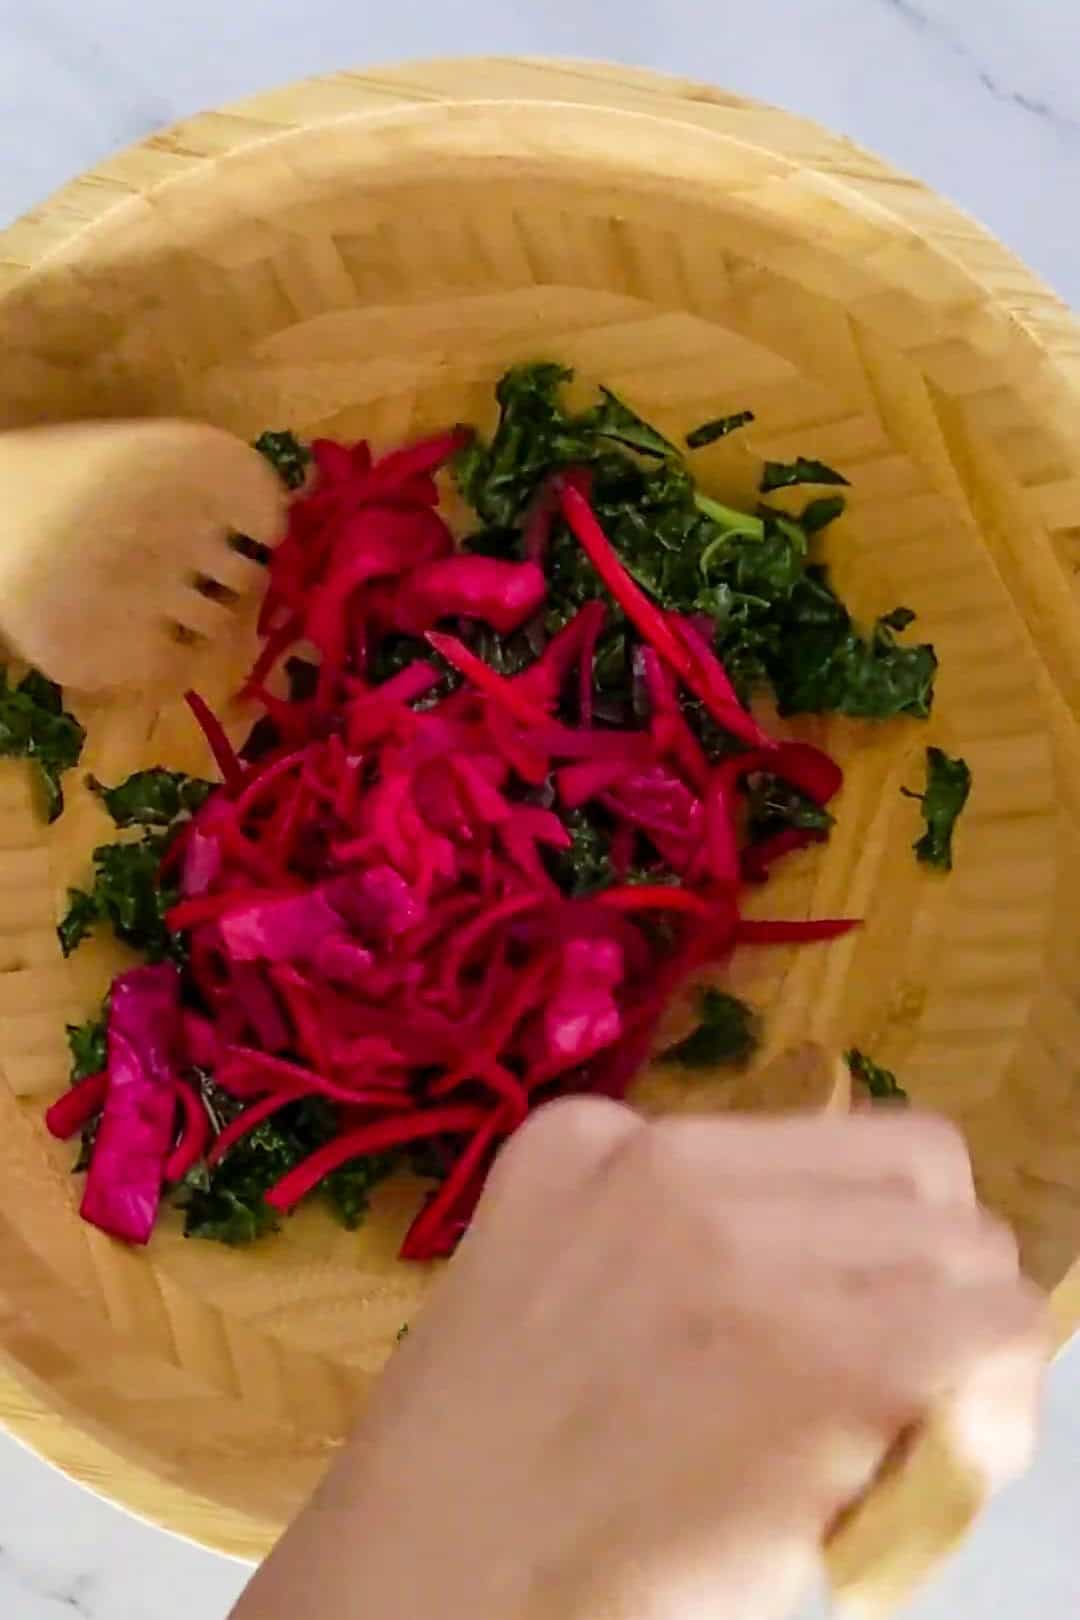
left=0, top=418, right=286, bottom=691
left=747, top=1043, right=1000, bottom=1616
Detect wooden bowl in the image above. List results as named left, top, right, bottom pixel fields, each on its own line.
left=1, top=57, right=1080, bottom=1582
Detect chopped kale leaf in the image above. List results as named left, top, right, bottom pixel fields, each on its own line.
left=846, top=1048, right=908, bottom=1103
left=759, top=457, right=850, bottom=494
left=685, top=410, right=755, bottom=449
left=0, top=668, right=84, bottom=822
left=663, top=988, right=759, bottom=1068
left=903, top=747, right=971, bottom=871
left=89, top=768, right=215, bottom=829
left=254, top=429, right=310, bottom=490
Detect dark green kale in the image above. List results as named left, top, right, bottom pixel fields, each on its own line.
left=455, top=364, right=936, bottom=724
left=59, top=767, right=217, bottom=959
left=903, top=747, right=972, bottom=872
left=372, top=621, right=541, bottom=699
left=685, top=410, right=755, bottom=449
left=0, top=668, right=85, bottom=822
left=179, top=1097, right=327, bottom=1245
left=453, top=364, right=675, bottom=533
left=540, top=808, right=672, bottom=896
left=405, top=1133, right=457, bottom=1185
left=662, top=988, right=759, bottom=1068
left=745, top=775, right=834, bottom=839
left=65, top=1003, right=109, bottom=1171
left=542, top=456, right=770, bottom=651
left=545, top=809, right=616, bottom=896
left=799, top=495, right=847, bottom=535
left=323, top=1153, right=400, bottom=1231
left=66, top=1008, right=107, bottom=1081
left=759, top=457, right=850, bottom=494
left=461, top=620, right=547, bottom=681
left=72, top=1129, right=99, bottom=1176
left=370, top=633, right=438, bottom=685
left=574, top=386, right=676, bottom=459
left=89, top=768, right=215, bottom=829
left=178, top=1165, right=278, bottom=1246
left=57, top=889, right=101, bottom=958
left=179, top=1093, right=398, bottom=1245
left=254, top=429, right=310, bottom=490
left=846, top=1048, right=908, bottom=1103
left=453, top=362, right=578, bottom=530
left=59, top=834, right=179, bottom=961
left=457, top=369, right=770, bottom=631
left=765, top=573, right=937, bottom=720
left=676, top=694, right=748, bottom=763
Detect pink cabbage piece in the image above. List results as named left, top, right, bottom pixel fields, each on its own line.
left=312, top=935, right=376, bottom=987
left=219, top=889, right=345, bottom=963
left=389, top=556, right=546, bottom=636
left=542, top=987, right=622, bottom=1071
left=326, top=865, right=423, bottom=939
left=181, top=826, right=223, bottom=898
left=226, top=961, right=292, bottom=1050
left=563, top=936, right=624, bottom=989
left=181, top=1010, right=220, bottom=1069
left=80, top=963, right=181, bottom=1245
left=180, top=795, right=229, bottom=898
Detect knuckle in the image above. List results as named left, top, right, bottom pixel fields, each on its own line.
left=972, top=1210, right=1021, bottom=1274
left=495, top=1096, right=637, bottom=1182
left=890, top=1110, right=975, bottom=1202
left=910, top=1207, right=1019, bottom=1286
left=618, top=1116, right=682, bottom=1188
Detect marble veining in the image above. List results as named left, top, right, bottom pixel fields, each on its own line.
left=0, top=4, right=1078, bottom=1617
left=882, top=0, right=1080, bottom=134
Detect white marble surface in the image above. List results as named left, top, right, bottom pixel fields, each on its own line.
left=1, top=2, right=1079, bottom=1615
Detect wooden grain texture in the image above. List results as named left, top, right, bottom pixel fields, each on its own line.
left=0, top=420, right=285, bottom=689
left=0, top=56, right=1079, bottom=1606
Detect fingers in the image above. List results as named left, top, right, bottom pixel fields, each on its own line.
left=483, top=1101, right=976, bottom=1224
left=946, top=1331, right=1048, bottom=1488
left=470, top=1102, right=1045, bottom=1461
left=719, top=1195, right=1019, bottom=1288
left=641, top=1110, right=976, bottom=1207
left=472, top=1095, right=641, bottom=1224
left=610, top=1112, right=1044, bottom=1462
left=892, top=1281, right=1045, bottom=1422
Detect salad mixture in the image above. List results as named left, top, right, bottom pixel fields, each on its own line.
left=33, top=365, right=969, bottom=1259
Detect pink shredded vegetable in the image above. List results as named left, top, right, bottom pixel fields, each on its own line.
left=79, top=965, right=183, bottom=1244
left=55, top=425, right=857, bottom=1261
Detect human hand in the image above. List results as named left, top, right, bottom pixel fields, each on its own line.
left=234, top=1100, right=1046, bottom=1620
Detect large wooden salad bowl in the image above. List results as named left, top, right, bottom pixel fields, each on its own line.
left=1, top=57, right=1080, bottom=1607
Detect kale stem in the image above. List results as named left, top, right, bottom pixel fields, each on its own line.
left=694, top=493, right=766, bottom=543
left=697, top=512, right=768, bottom=579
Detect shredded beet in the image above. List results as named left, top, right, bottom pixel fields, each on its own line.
left=165, top=1080, right=211, bottom=1183
left=264, top=1105, right=487, bottom=1214
left=556, top=481, right=769, bottom=750
left=45, top=1071, right=108, bottom=1139
left=55, top=423, right=859, bottom=1261
left=737, top=917, right=859, bottom=944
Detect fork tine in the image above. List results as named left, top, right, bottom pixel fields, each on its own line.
left=195, top=533, right=268, bottom=597
left=166, top=583, right=236, bottom=640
